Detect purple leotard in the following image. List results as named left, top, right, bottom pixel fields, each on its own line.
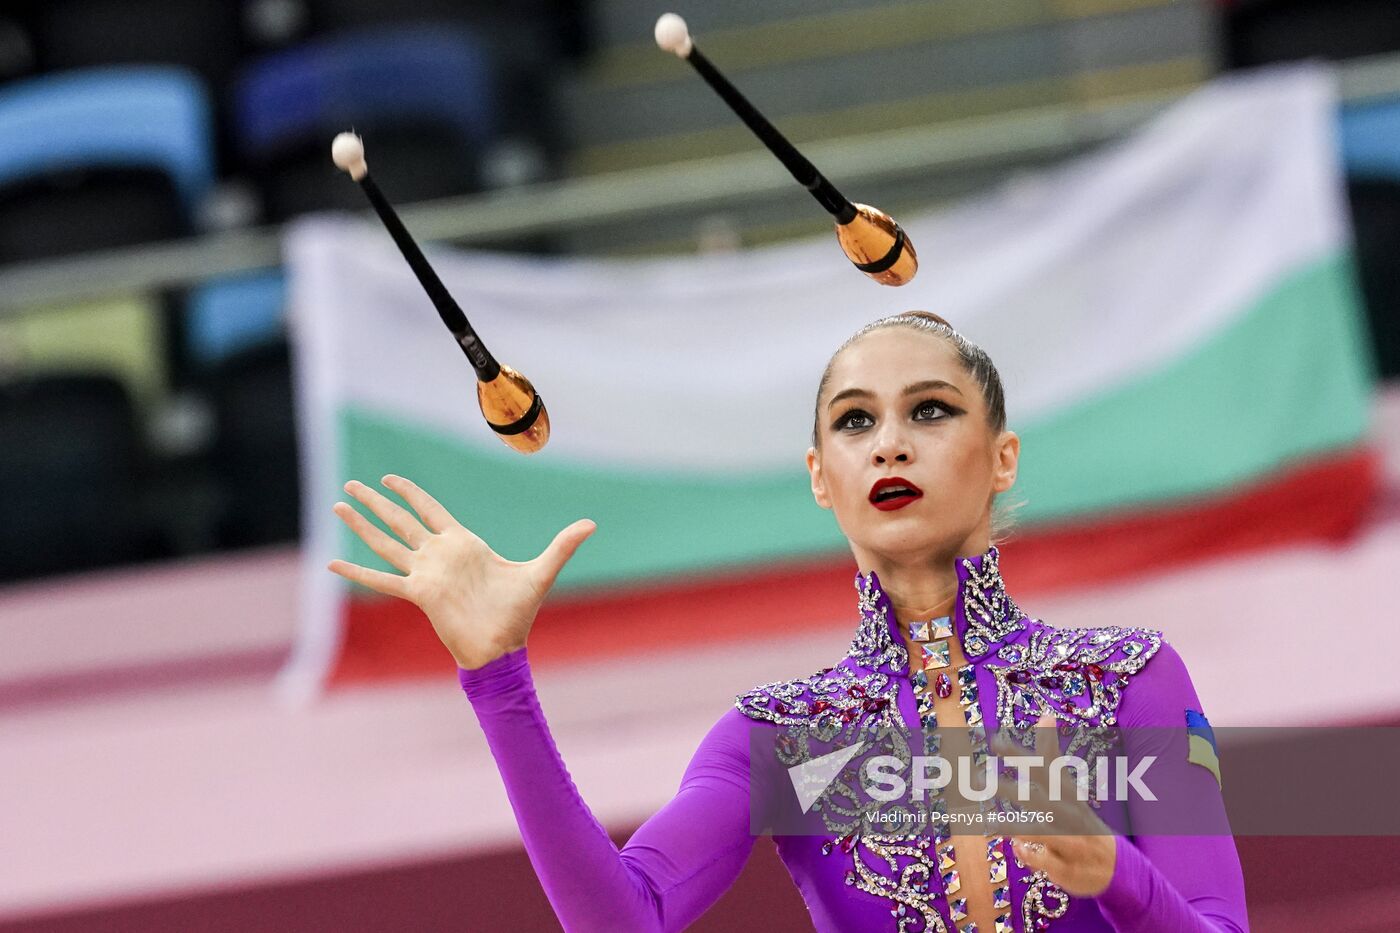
left=459, top=545, right=1248, bottom=931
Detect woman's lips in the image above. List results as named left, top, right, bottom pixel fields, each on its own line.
left=870, top=491, right=922, bottom=511
left=869, top=478, right=924, bottom=511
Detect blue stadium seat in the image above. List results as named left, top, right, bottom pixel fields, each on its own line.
left=0, top=66, right=214, bottom=260
left=185, top=271, right=288, bottom=366
left=232, top=25, right=499, bottom=219
left=1340, top=97, right=1400, bottom=181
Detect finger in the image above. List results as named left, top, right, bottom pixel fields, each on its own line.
left=991, top=731, right=1030, bottom=760
left=1008, top=830, right=1050, bottom=850
left=1034, top=712, right=1059, bottom=764
left=345, top=479, right=431, bottom=548
left=1010, top=836, right=1053, bottom=871
left=382, top=474, right=458, bottom=534
left=992, top=739, right=1031, bottom=806
left=532, top=519, right=597, bottom=592
left=992, top=727, right=1048, bottom=796
left=996, top=774, right=1056, bottom=817
left=327, top=558, right=410, bottom=600
left=1026, top=713, right=1058, bottom=796
left=1031, top=713, right=1101, bottom=828
left=998, top=769, right=1094, bottom=839
left=333, top=501, right=414, bottom=572
left=998, top=769, right=1086, bottom=836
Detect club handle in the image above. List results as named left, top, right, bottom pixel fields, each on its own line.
left=686, top=46, right=857, bottom=224
left=358, top=173, right=501, bottom=382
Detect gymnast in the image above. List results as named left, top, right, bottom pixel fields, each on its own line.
left=328, top=310, right=1248, bottom=932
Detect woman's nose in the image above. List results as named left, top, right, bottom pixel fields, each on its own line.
left=871, top=427, right=913, bottom=464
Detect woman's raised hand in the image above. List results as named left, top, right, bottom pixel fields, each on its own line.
left=327, top=474, right=597, bottom=670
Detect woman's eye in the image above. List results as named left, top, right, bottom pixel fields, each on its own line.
left=838, top=411, right=872, bottom=430
left=915, top=400, right=950, bottom=420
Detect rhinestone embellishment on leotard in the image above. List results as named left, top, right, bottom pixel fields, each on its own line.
left=731, top=545, right=1167, bottom=932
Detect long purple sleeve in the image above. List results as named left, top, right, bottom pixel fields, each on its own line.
left=455, top=568, right=1252, bottom=933
left=458, top=646, right=758, bottom=932
left=1094, top=642, right=1249, bottom=932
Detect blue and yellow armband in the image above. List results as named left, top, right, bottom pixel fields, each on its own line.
left=1185, top=708, right=1221, bottom=789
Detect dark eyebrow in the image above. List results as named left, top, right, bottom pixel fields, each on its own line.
left=827, top=379, right=965, bottom=411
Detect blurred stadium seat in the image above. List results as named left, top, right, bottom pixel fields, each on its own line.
left=0, top=14, right=36, bottom=82
left=232, top=24, right=498, bottom=220
left=0, top=372, right=152, bottom=582
left=204, top=339, right=300, bottom=547
left=185, top=270, right=287, bottom=366
left=1340, top=96, right=1400, bottom=378
left=0, top=295, right=168, bottom=412
left=301, top=0, right=590, bottom=62
left=28, top=0, right=245, bottom=89
left=1340, top=97, right=1400, bottom=179
left=1346, top=180, right=1400, bottom=378
left=0, top=66, right=214, bottom=261
left=1224, top=0, right=1400, bottom=69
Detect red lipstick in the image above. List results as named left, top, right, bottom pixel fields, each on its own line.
left=869, top=477, right=923, bottom=511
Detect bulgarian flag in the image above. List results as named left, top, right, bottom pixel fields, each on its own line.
left=278, top=62, right=1378, bottom=698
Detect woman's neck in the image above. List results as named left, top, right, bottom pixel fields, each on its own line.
left=855, top=531, right=992, bottom=635
left=865, top=561, right=958, bottom=634
left=875, top=564, right=967, bottom=675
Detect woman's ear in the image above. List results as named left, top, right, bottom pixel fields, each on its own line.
left=993, top=430, right=1020, bottom=494
left=806, top=446, right=832, bottom=510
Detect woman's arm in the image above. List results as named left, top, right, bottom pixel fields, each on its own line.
left=1094, top=641, right=1249, bottom=932
left=460, top=645, right=759, bottom=933
left=324, top=476, right=758, bottom=929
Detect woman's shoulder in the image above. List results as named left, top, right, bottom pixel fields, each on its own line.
left=998, top=615, right=1197, bottom=728
left=730, top=662, right=837, bottom=726
left=1016, top=614, right=1168, bottom=673
left=730, top=658, right=901, bottom=730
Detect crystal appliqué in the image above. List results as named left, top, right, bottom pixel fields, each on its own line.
left=959, top=546, right=1024, bottom=658
left=988, top=625, right=1163, bottom=750
left=1021, top=870, right=1070, bottom=930
left=731, top=546, right=1166, bottom=932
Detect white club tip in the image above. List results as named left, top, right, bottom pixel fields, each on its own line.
left=654, top=13, right=692, bottom=57
left=331, top=131, right=367, bottom=181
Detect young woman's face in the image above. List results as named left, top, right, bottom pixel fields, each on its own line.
left=806, top=329, right=1018, bottom=563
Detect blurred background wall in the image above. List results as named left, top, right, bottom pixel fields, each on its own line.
left=1, top=1, right=1399, bottom=930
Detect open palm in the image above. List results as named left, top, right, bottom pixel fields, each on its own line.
left=327, top=474, right=596, bottom=670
